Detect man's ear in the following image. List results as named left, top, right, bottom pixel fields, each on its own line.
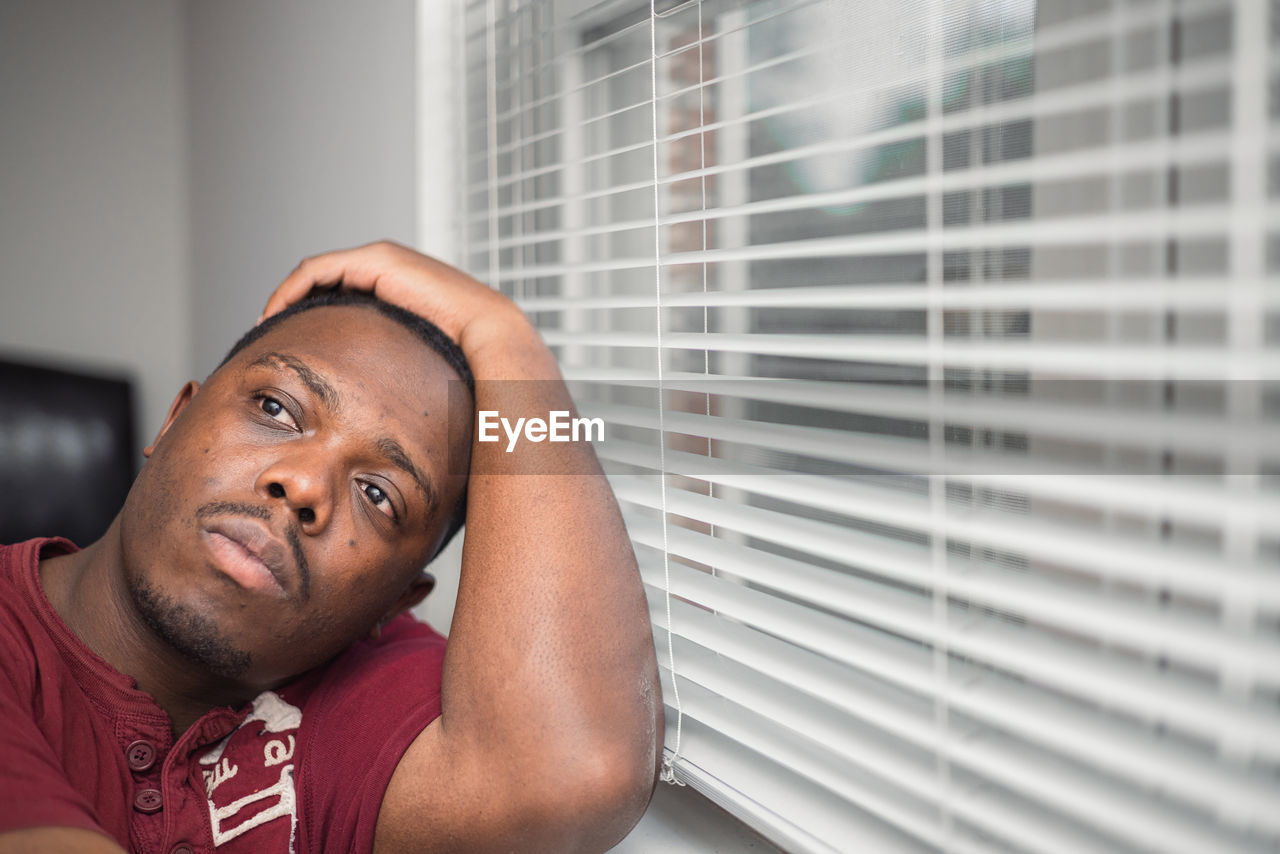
left=143, top=381, right=199, bottom=458
left=369, top=571, right=437, bottom=639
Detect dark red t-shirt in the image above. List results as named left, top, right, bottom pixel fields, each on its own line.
left=0, top=538, right=447, bottom=853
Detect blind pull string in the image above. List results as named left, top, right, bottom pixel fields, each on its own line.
left=696, top=0, right=716, bottom=565
left=484, top=0, right=500, bottom=285
left=651, top=0, right=684, bottom=787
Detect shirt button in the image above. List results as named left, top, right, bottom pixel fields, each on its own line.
left=125, top=739, right=157, bottom=772
left=133, top=788, right=163, bottom=814
left=169, top=845, right=194, bottom=854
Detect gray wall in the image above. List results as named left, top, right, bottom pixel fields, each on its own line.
left=0, top=0, right=190, bottom=446
left=186, top=0, right=418, bottom=377
left=1, top=0, right=418, bottom=446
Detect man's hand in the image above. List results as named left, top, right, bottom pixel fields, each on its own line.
left=262, top=241, right=519, bottom=354
left=264, top=241, right=663, bottom=853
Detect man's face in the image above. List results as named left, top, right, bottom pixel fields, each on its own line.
left=119, top=305, right=469, bottom=689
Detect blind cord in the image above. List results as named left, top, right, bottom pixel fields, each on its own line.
left=696, top=0, right=717, bottom=583
left=484, top=0, right=500, bottom=286
left=651, top=0, right=684, bottom=786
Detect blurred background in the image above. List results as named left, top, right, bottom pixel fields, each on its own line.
left=2, top=0, right=1278, bottom=851
left=0, top=1, right=418, bottom=544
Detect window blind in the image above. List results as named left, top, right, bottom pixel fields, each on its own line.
left=456, top=0, right=1280, bottom=851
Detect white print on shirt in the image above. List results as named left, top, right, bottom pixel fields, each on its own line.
left=199, top=734, right=231, bottom=766
left=197, top=690, right=303, bottom=852
left=198, top=692, right=299, bottom=766
left=202, top=757, right=238, bottom=797
left=208, top=764, right=296, bottom=846
left=264, top=735, right=295, bottom=767
left=249, top=690, right=303, bottom=732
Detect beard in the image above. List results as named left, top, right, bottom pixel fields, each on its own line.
left=133, top=581, right=253, bottom=678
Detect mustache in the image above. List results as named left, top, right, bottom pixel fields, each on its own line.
left=196, top=501, right=311, bottom=601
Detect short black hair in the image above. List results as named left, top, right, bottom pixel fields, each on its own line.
left=220, top=289, right=474, bottom=392
left=218, top=289, right=472, bottom=562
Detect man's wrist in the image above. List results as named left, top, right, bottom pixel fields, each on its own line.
left=458, top=303, right=556, bottom=380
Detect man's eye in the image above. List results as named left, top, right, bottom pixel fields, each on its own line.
left=362, top=483, right=397, bottom=520
left=257, top=395, right=297, bottom=428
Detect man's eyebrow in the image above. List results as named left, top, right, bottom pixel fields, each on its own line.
left=376, top=437, right=439, bottom=515
left=246, top=352, right=339, bottom=410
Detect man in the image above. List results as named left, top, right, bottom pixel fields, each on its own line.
left=0, top=242, right=663, bottom=853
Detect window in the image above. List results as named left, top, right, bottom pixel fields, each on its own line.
left=457, top=0, right=1280, bottom=850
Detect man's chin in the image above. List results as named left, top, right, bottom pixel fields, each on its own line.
left=133, top=581, right=254, bottom=679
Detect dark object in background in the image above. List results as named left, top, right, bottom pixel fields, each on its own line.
left=0, top=356, right=137, bottom=547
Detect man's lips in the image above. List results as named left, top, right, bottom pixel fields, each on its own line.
left=199, top=517, right=294, bottom=597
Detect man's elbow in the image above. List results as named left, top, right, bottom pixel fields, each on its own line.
left=560, top=665, right=664, bottom=849
left=553, top=742, right=660, bottom=852
left=520, top=623, right=664, bottom=848
left=522, top=691, right=662, bottom=851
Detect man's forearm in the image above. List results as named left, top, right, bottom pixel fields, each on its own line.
left=442, top=308, right=661, bottom=838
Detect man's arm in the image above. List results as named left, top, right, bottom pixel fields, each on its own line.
left=0, top=829, right=125, bottom=854
left=263, top=242, right=663, bottom=853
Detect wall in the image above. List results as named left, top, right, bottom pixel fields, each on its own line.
left=0, top=0, right=417, bottom=487
left=186, top=0, right=418, bottom=377
left=0, top=0, right=190, bottom=448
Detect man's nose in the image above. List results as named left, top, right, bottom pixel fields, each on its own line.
left=256, top=451, right=333, bottom=532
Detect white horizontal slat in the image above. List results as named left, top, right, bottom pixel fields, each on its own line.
left=485, top=127, right=1233, bottom=253
left=470, top=0, right=870, bottom=144
left=658, top=635, right=1138, bottom=854
left=470, top=7, right=835, bottom=163
left=466, top=0, right=1228, bottom=145
left=598, top=438, right=1280, bottom=581
left=661, top=713, right=930, bottom=854
left=655, top=625, right=1272, bottom=853
left=494, top=201, right=1266, bottom=283
left=467, top=54, right=1232, bottom=222
left=527, top=278, right=1278, bottom=312
left=611, top=471, right=1280, bottom=613
left=466, top=3, right=1229, bottom=189
left=468, top=0, right=830, bottom=133
left=625, top=513, right=1280, bottom=686
left=476, top=0, right=968, bottom=145
left=593, top=403, right=1280, bottom=537
left=490, top=43, right=825, bottom=172
left=636, top=555, right=1280, bottom=761
left=563, top=367, right=1280, bottom=458
left=595, top=399, right=943, bottom=470
left=651, top=591, right=1280, bottom=835
left=469, top=37, right=1230, bottom=219
left=660, top=640, right=952, bottom=850
left=590, top=397, right=1278, bottom=477
left=948, top=726, right=1277, bottom=853
left=544, top=327, right=1280, bottom=379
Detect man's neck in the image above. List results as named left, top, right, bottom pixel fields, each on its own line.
left=39, top=524, right=256, bottom=735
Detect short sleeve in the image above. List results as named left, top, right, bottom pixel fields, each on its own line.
left=0, top=540, right=137, bottom=847
left=0, top=628, right=120, bottom=843
left=294, top=614, right=447, bottom=854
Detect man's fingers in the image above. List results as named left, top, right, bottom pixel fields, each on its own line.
left=259, top=247, right=384, bottom=322
left=260, top=255, right=349, bottom=321
left=257, top=241, right=494, bottom=343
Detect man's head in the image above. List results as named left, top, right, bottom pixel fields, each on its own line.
left=118, top=291, right=473, bottom=690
